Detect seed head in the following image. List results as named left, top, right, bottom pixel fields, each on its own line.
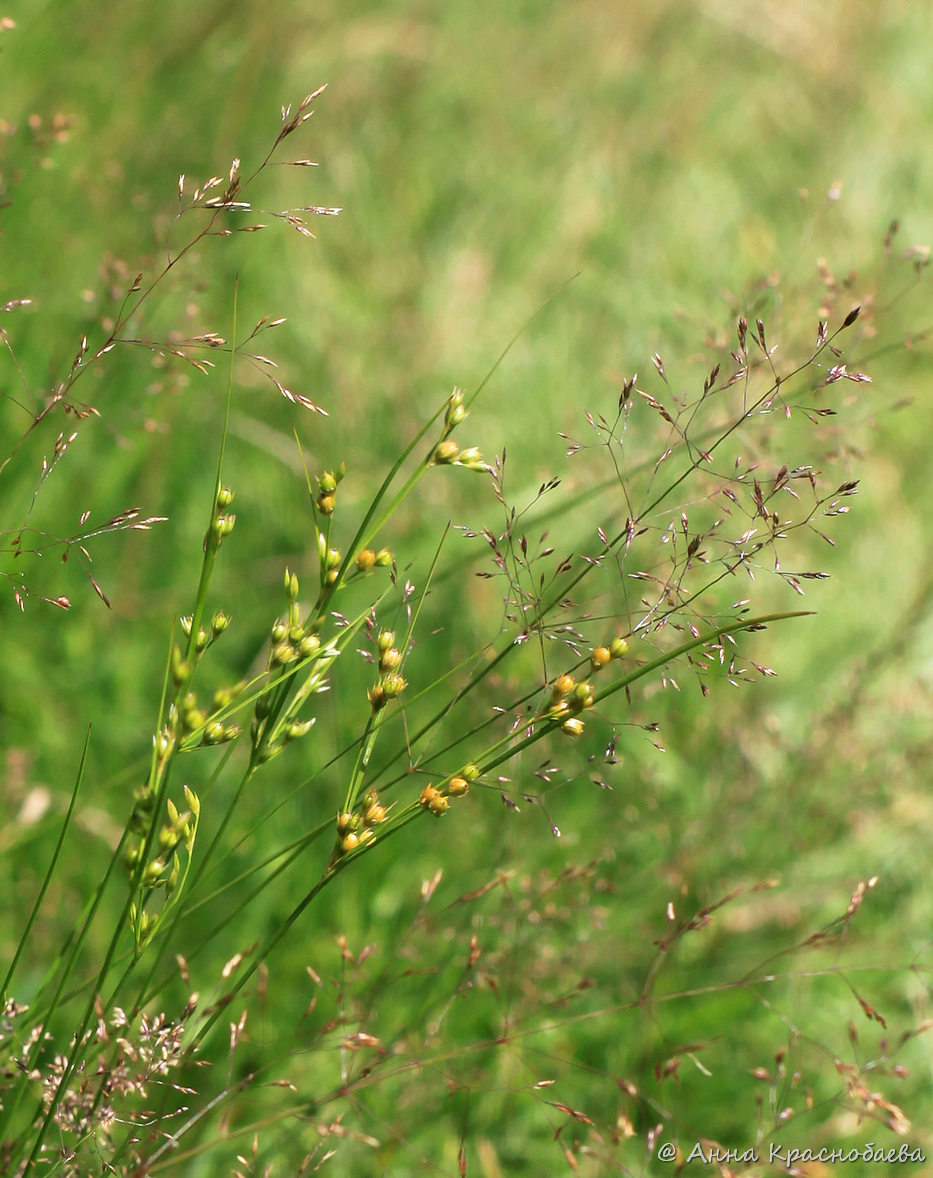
left=591, top=646, right=611, bottom=670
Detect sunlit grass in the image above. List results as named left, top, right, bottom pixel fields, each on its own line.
left=2, top=2, right=932, bottom=1173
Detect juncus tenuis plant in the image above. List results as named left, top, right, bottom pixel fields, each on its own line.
left=1, top=84, right=926, bottom=1176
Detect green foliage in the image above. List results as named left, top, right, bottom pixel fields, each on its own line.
left=2, top=3, right=932, bottom=1174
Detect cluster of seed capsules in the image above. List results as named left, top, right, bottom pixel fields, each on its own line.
left=335, top=788, right=391, bottom=855
left=419, top=766, right=475, bottom=817
left=546, top=637, right=629, bottom=737
left=337, top=637, right=630, bottom=856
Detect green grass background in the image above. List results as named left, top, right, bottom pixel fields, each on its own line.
left=2, top=1, right=933, bottom=1173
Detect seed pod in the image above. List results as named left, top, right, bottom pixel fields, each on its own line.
left=432, top=439, right=460, bottom=464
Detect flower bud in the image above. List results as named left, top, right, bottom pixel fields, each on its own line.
left=165, top=855, right=180, bottom=896
left=337, top=810, right=360, bottom=835
left=381, top=672, right=407, bottom=699
left=445, top=387, right=466, bottom=428
left=143, top=857, right=167, bottom=887
left=214, top=513, right=236, bottom=538
left=298, top=633, right=321, bottom=659
left=341, top=831, right=361, bottom=854
left=561, top=717, right=585, bottom=737
left=571, top=682, right=595, bottom=710
left=362, top=790, right=387, bottom=824
left=456, top=446, right=486, bottom=470
left=285, top=718, right=315, bottom=741
left=271, top=642, right=297, bottom=666
left=202, top=720, right=226, bottom=745
left=154, top=726, right=175, bottom=759
left=284, top=569, right=300, bottom=601
left=432, top=439, right=460, bottom=464
left=216, top=485, right=235, bottom=509
left=158, top=825, right=182, bottom=856
left=379, top=646, right=402, bottom=673
left=211, top=610, right=230, bottom=636
left=183, top=784, right=201, bottom=817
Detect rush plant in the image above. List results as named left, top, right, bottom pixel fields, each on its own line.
left=1, top=82, right=928, bottom=1177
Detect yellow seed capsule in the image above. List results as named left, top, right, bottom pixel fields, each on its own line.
left=550, top=673, right=575, bottom=700
left=362, top=790, right=387, bottom=824
left=336, top=811, right=358, bottom=835
left=341, top=831, right=361, bottom=854
left=610, top=637, right=629, bottom=659
left=561, top=717, right=585, bottom=737
left=447, top=776, right=469, bottom=797
left=591, top=646, right=611, bottom=670
left=271, top=642, right=296, bottom=666
left=356, top=548, right=377, bottom=572
left=381, top=673, right=407, bottom=699
left=420, top=784, right=441, bottom=809
left=379, top=646, right=402, bottom=672
left=362, top=790, right=383, bottom=821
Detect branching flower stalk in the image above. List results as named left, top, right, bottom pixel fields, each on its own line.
left=137, top=299, right=870, bottom=1080
left=4, top=80, right=920, bottom=1177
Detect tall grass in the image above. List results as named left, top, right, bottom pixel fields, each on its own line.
left=3, top=7, right=933, bottom=1176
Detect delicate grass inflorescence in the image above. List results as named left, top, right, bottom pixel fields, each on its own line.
left=2, top=54, right=931, bottom=1178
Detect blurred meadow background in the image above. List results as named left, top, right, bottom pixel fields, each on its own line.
left=2, top=0, right=933, bottom=1173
